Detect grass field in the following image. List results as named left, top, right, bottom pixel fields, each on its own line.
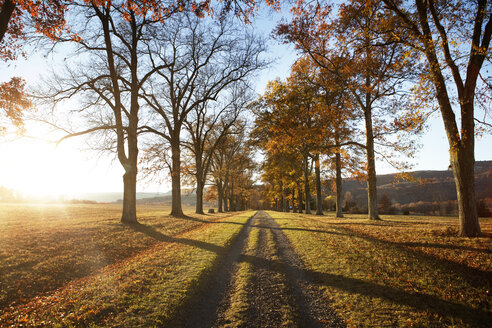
left=269, top=211, right=492, bottom=328
left=0, top=203, right=253, bottom=327
left=1, top=204, right=490, bottom=327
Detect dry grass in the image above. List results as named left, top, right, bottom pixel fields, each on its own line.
left=268, top=211, right=492, bottom=328
left=0, top=203, right=251, bottom=326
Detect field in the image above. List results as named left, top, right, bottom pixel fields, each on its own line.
left=269, top=212, right=492, bottom=327
left=0, top=203, right=253, bottom=326
left=0, top=204, right=490, bottom=327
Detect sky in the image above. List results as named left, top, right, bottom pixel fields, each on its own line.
left=0, top=8, right=491, bottom=198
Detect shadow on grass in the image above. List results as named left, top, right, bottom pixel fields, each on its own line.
left=164, top=213, right=249, bottom=227
left=131, top=216, right=491, bottom=328
left=275, top=214, right=491, bottom=289
left=129, top=222, right=231, bottom=254
left=252, top=223, right=349, bottom=237
left=330, top=225, right=492, bottom=290
left=399, top=241, right=492, bottom=254
left=240, top=251, right=491, bottom=327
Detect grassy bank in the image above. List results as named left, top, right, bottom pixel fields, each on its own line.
left=0, top=203, right=252, bottom=326
left=268, top=211, right=491, bottom=328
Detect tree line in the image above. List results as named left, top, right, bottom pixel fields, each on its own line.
left=1, top=0, right=491, bottom=237
left=1, top=0, right=267, bottom=221
left=252, top=0, right=491, bottom=237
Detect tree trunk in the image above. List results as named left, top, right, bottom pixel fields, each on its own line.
left=235, top=194, right=240, bottom=211
left=282, top=188, right=288, bottom=212
left=196, top=178, right=204, bottom=214
left=279, top=180, right=285, bottom=212
left=293, top=190, right=298, bottom=213
left=229, top=180, right=234, bottom=211
left=304, top=155, right=311, bottom=214
left=121, top=94, right=138, bottom=224
left=170, top=141, right=184, bottom=217
left=298, top=185, right=303, bottom=214
left=0, top=0, right=15, bottom=43
left=224, top=173, right=229, bottom=211
left=217, top=181, right=223, bottom=212
left=335, top=150, right=344, bottom=218
left=364, top=94, right=379, bottom=220
left=194, top=154, right=205, bottom=214
left=450, top=120, right=481, bottom=236
left=315, top=155, right=323, bottom=215
left=121, top=166, right=138, bottom=224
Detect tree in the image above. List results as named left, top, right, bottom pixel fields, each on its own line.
left=277, top=0, right=424, bottom=220
left=379, top=193, right=392, bottom=214
left=210, top=120, right=254, bottom=211
left=37, top=1, right=176, bottom=223
left=293, top=55, right=360, bottom=218
left=343, top=191, right=355, bottom=211
left=252, top=74, right=324, bottom=215
left=139, top=13, right=267, bottom=217
left=183, top=82, right=253, bottom=214
left=381, top=0, right=492, bottom=236
left=0, top=77, right=31, bottom=134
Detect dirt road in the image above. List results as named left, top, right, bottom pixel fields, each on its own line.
left=181, top=211, right=345, bottom=328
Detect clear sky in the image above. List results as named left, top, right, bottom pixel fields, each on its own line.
left=0, top=9, right=490, bottom=198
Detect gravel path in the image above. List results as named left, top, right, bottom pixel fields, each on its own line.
left=181, top=211, right=345, bottom=328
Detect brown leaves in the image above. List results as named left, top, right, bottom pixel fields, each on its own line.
left=0, top=77, right=32, bottom=135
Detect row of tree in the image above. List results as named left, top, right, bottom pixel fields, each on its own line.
left=253, top=0, right=491, bottom=237
left=1, top=0, right=491, bottom=237
left=1, top=0, right=266, bottom=222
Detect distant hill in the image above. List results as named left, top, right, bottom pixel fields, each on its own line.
left=129, top=189, right=214, bottom=207
left=71, top=192, right=169, bottom=203
left=342, top=160, right=492, bottom=207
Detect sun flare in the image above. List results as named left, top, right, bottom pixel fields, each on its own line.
left=0, top=136, right=123, bottom=198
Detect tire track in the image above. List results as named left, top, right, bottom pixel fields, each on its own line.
left=180, top=211, right=345, bottom=327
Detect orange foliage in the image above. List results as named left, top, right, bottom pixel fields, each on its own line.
left=0, top=77, right=31, bottom=134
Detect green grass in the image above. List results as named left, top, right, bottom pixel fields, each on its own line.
left=0, top=203, right=253, bottom=326
left=268, top=211, right=492, bottom=328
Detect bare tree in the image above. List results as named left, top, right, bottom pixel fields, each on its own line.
left=139, top=13, right=268, bottom=217
left=36, top=1, right=173, bottom=223
left=182, top=82, right=253, bottom=214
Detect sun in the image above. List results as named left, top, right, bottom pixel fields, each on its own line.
left=0, top=139, right=66, bottom=197
left=0, top=128, right=129, bottom=199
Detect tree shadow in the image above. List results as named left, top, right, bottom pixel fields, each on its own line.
left=158, top=213, right=248, bottom=227
left=129, top=222, right=229, bottom=254
left=240, top=251, right=491, bottom=327
left=328, top=225, right=492, bottom=290
left=252, top=223, right=348, bottom=237
left=131, top=219, right=491, bottom=328
left=399, top=241, right=492, bottom=254
left=276, top=214, right=491, bottom=289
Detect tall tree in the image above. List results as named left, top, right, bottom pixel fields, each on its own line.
left=277, top=0, right=423, bottom=220
left=140, top=13, right=267, bottom=217
left=381, top=0, right=492, bottom=236
left=183, top=82, right=252, bottom=214
left=37, top=1, right=175, bottom=223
